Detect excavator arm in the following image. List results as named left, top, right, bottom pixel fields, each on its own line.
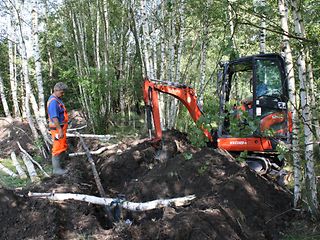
left=143, top=78, right=212, bottom=141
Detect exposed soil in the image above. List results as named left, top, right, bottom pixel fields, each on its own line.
left=0, top=119, right=295, bottom=240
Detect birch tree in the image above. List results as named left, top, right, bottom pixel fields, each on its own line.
left=253, top=0, right=267, bottom=54
left=140, top=0, right=153, bottom=78
left=278, top=0, right=302, bottom=208
left=31, top=0, right=46, bottom=121
left=11, top=0, right=39, bottom=139
left=7, top=14, right=20, bottom=118
left=291, top=0, right=319, bottom=219
left=198, top=11, right=209, bottom=106
left=0, top=72, right=12, bottom=118
left=227, top=0, right=237, bottom=58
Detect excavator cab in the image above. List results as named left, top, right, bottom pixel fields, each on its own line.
left=217, top=53, right=291, bottom=173
left=218, top=53, right=290, bottom=140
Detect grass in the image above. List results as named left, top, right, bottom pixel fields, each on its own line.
left=0, top=174, right=31, bottom=188
left=281, top=218, right=320, bottom=240
left=0, top=156, right=48, bottom=189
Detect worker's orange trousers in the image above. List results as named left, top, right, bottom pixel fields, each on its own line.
left=50, top=124, right=68, bottom=156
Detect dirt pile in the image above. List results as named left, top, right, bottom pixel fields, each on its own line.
left=0, top=130, right=294, bottom=239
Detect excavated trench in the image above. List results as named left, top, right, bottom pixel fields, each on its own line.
left=0, top=126, right=295, bottom=239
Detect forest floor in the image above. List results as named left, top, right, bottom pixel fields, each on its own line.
left=0, top=117, right=318, bottom=240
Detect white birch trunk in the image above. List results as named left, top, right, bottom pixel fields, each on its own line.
left=103, top=0, right=111, bottom=114
left=227, top=1, right=237, bottom=56
left=198, top=20, right=208, bottom=106
left=77, top=16, right=90, bottom=75
left=278, top=0, right=301, bottom=208
left=95, top=0, right=101, bottom=71
left=306, top=55, right=320, bottom=141
left=254, top=0, right=267, bottom=53
left=30, top=0, right=52, bottom=146
left=10, top=151, right=27, bottom=179
left=21, top=153, right=38, bottom=182
left=14, top=0, right=41, bottom=140
left=28, top=192, right=196, bottom=211
left=159, top=3, right=167, bottom=130
left=31, top=0, right=46, bottom=120
left=291, top=0, right=320, bottom=142
left=291, top=0, right=318, bottom=218
left=0, top=163, right=17, bottom=177
left=167, top=1, right=177, bottom=129
left=140, top=0, right=153, bottom=78
left=0, top=72, right=12, bottom=118
left=259, top=19, right=266, bottom=54
left=171, top=3, right=185, bottom=129
left=151, top=1, right=158, bottom=79
left=8, top=15, right=20, bottom=118
left=119, top=6, right=125, bottom=119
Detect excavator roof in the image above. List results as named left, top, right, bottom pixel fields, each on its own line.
left=227, top=53, right=284, bottom=73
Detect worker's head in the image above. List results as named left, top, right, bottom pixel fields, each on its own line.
left=53, top=82, right=68, bottom=98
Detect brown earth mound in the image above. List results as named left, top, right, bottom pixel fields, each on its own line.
left=0, top=130, right=294, bottom=240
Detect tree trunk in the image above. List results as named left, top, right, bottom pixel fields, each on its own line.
left=291, top=0, right=319, bottom=219
left=7, top=14, right=20, bottom=118
left=10, top=151, right=27, bottom=179
left=198, top=19, right=208, bottom=106
left=31, top=0, right=46, bottom=120
left=13, top=0, right=38, bottom=139
left=278, top=0, right=302, bottom=208
left=103, top=0, right=111, bottom=114
left=0, top=72, right=12, bottom=118
left=254, top=0, right=267, bottom=54
left=227, top=1, right=237, bottom=58
left=140, top=0, right=153, bottom=78
left=29, top=192, right=196, bottom=211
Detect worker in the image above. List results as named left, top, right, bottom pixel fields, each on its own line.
left=47, top=82, right=69, bottom=175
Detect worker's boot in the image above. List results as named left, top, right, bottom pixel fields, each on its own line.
left=52, top=155, right=67, bottom=175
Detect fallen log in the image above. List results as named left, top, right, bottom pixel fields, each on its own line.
left=66, top=133, right=115, bottom=141
left=10, top=151, right=27, bottom=179
left=21, top=153, right=39, bottom=182
left=28, top=192, right=196, bottom=211
left=68, top=144, right=119, bottom=157
left=0, top=162, right=18, bottom=177
left=67, top=125, right=87, bottom=131
left=17, top=141, right=50, bottom=177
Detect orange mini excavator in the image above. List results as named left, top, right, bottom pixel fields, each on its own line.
left=143, top=53, right=292, bottom=175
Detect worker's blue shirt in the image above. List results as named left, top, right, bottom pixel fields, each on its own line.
left=47, top=95, right=65, bottom=124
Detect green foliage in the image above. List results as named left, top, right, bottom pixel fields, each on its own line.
left=225, top=102, right=260, bottom=138
left=276, top=140, right=290, bottom=162
left=237, top=151, right=248, bottom=163
left=197, top=161, right=210, bottom=175
left=187, top=123, right=208, bottom=148
left=182, top=152, right=193, bottom=161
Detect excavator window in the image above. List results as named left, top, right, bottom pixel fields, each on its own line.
left=255, top=59, right=283, bottom=98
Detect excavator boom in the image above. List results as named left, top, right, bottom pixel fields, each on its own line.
left=143, top=78, right=212, bottom=141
